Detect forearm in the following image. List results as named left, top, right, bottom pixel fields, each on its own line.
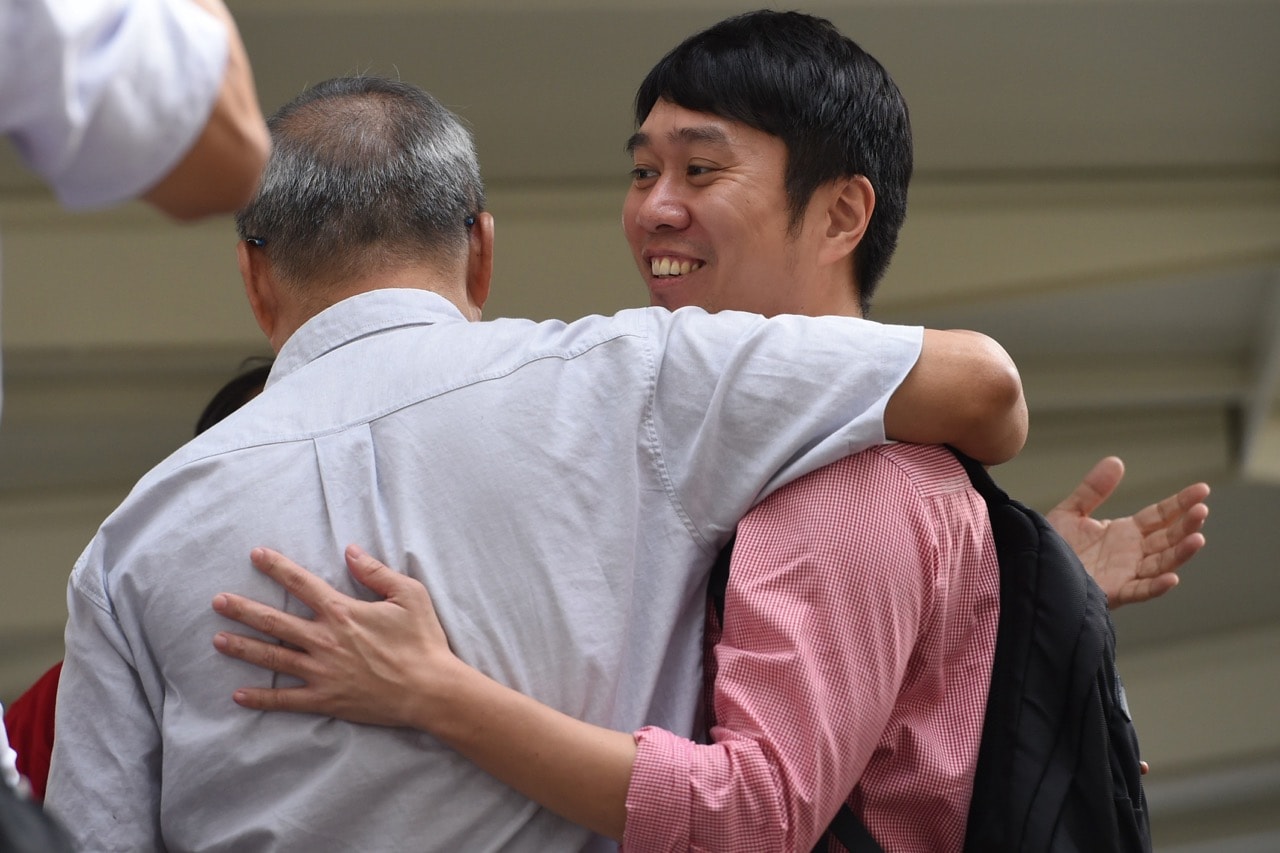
left=884, top=329, right=1027, bottom=464
left=425, top=658, right=823, bottom=851
left=412, top=656, right=635, bottom=840
left=141, top=0, right=269, bottom=219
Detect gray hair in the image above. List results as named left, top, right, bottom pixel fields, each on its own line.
left=235, top=76, right=485, bottom=290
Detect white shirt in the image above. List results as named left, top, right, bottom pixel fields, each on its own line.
left=47, top=289, right=922, bottom=853
left=0, top=706, right=17, bottom=790
left=0, top=0, right=226, bottom=209
left=0, top=0, right=228, bottom=415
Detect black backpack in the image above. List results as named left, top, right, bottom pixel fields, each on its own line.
left=708, top=449, right=1152, bottom=853
left=0, top=781, right=74, bottom=853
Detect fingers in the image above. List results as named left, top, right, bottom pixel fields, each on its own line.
left=1133, top=514, right=1207, bottom=588
left=250, top=547, right=340, bottom=612
left=231, top=686, right=322, bottom=714
left=1111, top=570, right=1180, bottom=609
left=212, top=630, right=341, bottom=715
left=212, top=630, right=314, bottom=680
left=1177, top=481, right=1212, bottom=509
left=1172, top=531, right=1207, bottom=566
left=1132, top=482, right=1210, bottom=534
left=1141, top=501, right=1208, bottom=554
left=345, top=543, right=436, bottom=615
left=212, top=592, right=315, bottom=648
left=345, top=544, right=412, bottom=599
left=1055, top=456, right=1125, bottom=517
left=1150, top=531, right=1207, bottom=577
left=1139, top=496, right=1210, bottom=573
left=1137, top=573, right=1179, bottom=602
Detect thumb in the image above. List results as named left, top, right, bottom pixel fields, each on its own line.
left=1055, top=456, right=1125, bottom=518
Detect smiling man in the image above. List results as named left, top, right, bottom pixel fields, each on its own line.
left=210, top=11, right=1209, bottom=852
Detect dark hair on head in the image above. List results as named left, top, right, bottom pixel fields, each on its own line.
left=635, top=10, right=912, bottom=313
left=235, top=76, right=485, bottom=291
left=194, top=358, right=274, bottom=436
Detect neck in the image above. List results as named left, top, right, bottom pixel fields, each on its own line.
left=790, top=263, right=863, bottom=319
left=799, top=287, right=863, bottom=319
left=272, top=262, right=476, bottom=350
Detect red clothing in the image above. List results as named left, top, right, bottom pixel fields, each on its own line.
left=624, top=444, right=999, bottom=852
left=3, top=662, right=61, bottom=802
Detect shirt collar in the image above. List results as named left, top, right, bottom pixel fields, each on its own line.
left=268, top=289, right=467, bottom=387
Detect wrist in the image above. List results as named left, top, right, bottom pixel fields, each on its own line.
left=403, top=651, right=480, bottom=738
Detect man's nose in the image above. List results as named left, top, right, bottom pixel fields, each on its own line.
left=633, top=177, right=691, bottom=232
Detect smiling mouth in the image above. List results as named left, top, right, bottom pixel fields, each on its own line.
left=650, top=257, right=704, bottom=278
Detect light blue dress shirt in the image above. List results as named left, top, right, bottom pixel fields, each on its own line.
left=47, top=288, right=922, bottom=852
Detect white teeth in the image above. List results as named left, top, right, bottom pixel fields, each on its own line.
left=650, top=257, right=703, bottom=277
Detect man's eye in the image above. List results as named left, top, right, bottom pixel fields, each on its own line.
left=687, top=165, right=713, bottom=176
left=630, top=167, right=657, bottom=182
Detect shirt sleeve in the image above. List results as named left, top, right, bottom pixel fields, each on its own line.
left=45, top=564, right=164, bottom=852
left=622, top=452, right=936, bottom=852
left=646, top=307, right=923, bottom=551
left=1, top=0, right=228, bottom=209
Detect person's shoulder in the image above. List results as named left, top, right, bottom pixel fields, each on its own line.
left=482, top=309, right=656, bottom=361
left=862, top=443, right=970, bottom=494
left=767, top=445, right=975, bottom=531
left=754, top=445, right=939, bottom=525
left=804, top=442, right=962, bottom=488
left=871, top=441, right=964, bottom=468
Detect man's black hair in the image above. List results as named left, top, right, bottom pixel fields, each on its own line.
left=194, top=358, right=274, bottom=436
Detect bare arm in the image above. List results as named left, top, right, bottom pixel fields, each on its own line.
left=1048, top=456, right=1210, bottom=607
left=884, top=329, right=1027, bottom=465
left=140, top=0, right=269, bottom=220
left=213, top=547, right=635, bottom=840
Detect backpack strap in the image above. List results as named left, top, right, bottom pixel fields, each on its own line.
left=949, top=445, right=1008, bottom=504
left=0, top=782, right=75, bottom=853
left=708, top=533, right=735, bottom=623
left=822, top=804, right=886, bottom=853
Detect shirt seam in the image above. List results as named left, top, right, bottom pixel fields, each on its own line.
left=639, top=325, right=716, bottom=557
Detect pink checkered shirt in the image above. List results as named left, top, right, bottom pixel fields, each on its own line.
left=623, top=443, right=1000, bottom=852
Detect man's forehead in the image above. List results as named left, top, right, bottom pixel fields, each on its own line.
left=626, top=124, right=730, bottom=155
left=626, top=104, right=760, bottom=155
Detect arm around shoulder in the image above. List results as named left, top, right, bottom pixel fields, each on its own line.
left=883, top=329, right=1027, bottom=464
left=141, top=0, right=269, bottom=220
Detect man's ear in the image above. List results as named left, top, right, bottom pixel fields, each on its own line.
left=464, top=211, right=494, bottom=319
left=238, top=240, right=280, bottom=346
left=819, top=175, right=875, bottom=266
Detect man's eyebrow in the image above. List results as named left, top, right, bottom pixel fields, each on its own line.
left=625, top=125, right=731, bottom=156
left=624, top=132, right=649, bottom=156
